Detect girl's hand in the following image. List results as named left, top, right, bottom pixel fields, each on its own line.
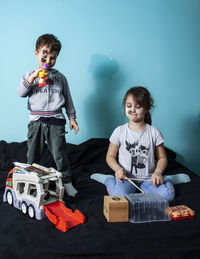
left=151, top=172, right=163, bottom=186
left=115, top=167, right=126, bottom=183
left=70, top=118, right=79, bottom=134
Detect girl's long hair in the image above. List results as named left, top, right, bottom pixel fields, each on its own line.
left=123, top=86, right=154, bottom=125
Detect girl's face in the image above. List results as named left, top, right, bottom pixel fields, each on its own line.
left=34, top=44, right=58, bottom=68
left=125, top=94, right=146, bottom=123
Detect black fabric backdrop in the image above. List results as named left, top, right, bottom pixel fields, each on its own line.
left=0, top=138, right=200, bottom=259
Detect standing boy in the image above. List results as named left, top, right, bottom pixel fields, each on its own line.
left=17, top=34, right=79, bottom=196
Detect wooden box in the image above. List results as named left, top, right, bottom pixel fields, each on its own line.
left=103, top=195, right=128, bottom=222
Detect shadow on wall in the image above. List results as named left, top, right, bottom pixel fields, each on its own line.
left=86, top=53, right=125, bottom=138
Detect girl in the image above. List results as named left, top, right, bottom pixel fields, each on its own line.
left=91, top=87, right=175, bottom=201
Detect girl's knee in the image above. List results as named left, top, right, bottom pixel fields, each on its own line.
left=161, top=182, right=175, bottom=201
left=105, top=178, right=136, bottom=196
left=141, top=180, right=175, bottom=202
left=104, top=177, right=116, bottom=195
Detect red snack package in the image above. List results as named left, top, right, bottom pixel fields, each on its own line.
left=168, top=205, right=195, bottom=220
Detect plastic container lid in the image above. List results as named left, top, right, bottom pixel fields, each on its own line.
left=125, top=193, right=171, bottom=223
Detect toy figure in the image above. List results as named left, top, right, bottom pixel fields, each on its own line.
left=38, top=62, right=50, bottom=88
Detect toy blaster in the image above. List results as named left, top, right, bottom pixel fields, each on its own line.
left=38, top=63, right=50, bottom=88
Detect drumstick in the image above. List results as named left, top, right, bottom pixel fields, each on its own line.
left=128, top=178, right=152, bottom=182
left=124, top=176, right=144, bottom=193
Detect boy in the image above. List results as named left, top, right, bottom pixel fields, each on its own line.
left=17, top=34, right=79, bottom=197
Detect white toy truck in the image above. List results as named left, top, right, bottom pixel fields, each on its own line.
left=3, top=162, right=64, bottom=220
left=3, top=162, right=85, bottom=232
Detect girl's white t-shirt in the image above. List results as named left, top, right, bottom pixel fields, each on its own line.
left=109, top=123, right=164, bottom=178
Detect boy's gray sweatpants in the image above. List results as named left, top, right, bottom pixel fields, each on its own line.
left=27, top=121, right=71, bottom=183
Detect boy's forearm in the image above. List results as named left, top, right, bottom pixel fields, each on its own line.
left=17, top=77, right=31, bottom=97
left=62, top=75, right=77, bottom=119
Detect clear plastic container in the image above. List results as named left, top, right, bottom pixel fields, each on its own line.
left=125, top=193, right=171, bottom=223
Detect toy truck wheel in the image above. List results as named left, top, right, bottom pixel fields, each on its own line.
left=21, top=202, right=28, bottom=214
left=6, top=190, right=13, bottom=205
left=28, top=205, right=35, bottom=219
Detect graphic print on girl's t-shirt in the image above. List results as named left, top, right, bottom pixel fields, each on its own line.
left=125, top=140, right=149, bottom=176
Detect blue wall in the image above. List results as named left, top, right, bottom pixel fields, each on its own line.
left=0, top=0, right=200, bottom=174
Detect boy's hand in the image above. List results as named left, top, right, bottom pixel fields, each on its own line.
left=27, top=67, right=44, bottom=84
left=115, top=167, right=126, bottom=183
left=69, top=118, right=79, bottom=135
left=151, top=172, right=163, bottom=186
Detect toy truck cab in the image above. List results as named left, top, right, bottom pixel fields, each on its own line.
left=3, top=162, right=64, bottom=220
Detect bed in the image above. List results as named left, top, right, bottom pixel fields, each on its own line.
left=0, top=138, right=200, bottom=259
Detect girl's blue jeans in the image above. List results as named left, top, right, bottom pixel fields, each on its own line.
left=104, top=176, right=175, bottom=202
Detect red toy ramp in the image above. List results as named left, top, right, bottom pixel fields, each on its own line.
left=44, top=201, right=85, bottom=232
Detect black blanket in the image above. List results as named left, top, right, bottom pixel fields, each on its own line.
left=0, top=138, right=200, bottom=259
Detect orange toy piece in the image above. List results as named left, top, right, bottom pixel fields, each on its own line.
left=44, top=201, right=86, bottom=232
left=168, top=205, right=195, bottom=220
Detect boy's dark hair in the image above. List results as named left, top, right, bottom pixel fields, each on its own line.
left=36, top=34, right=62, bottom=54
left=123, top=86, right=154, bottom=125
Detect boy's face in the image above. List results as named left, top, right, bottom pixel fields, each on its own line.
left=34, top=44, right=58, bottom=69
